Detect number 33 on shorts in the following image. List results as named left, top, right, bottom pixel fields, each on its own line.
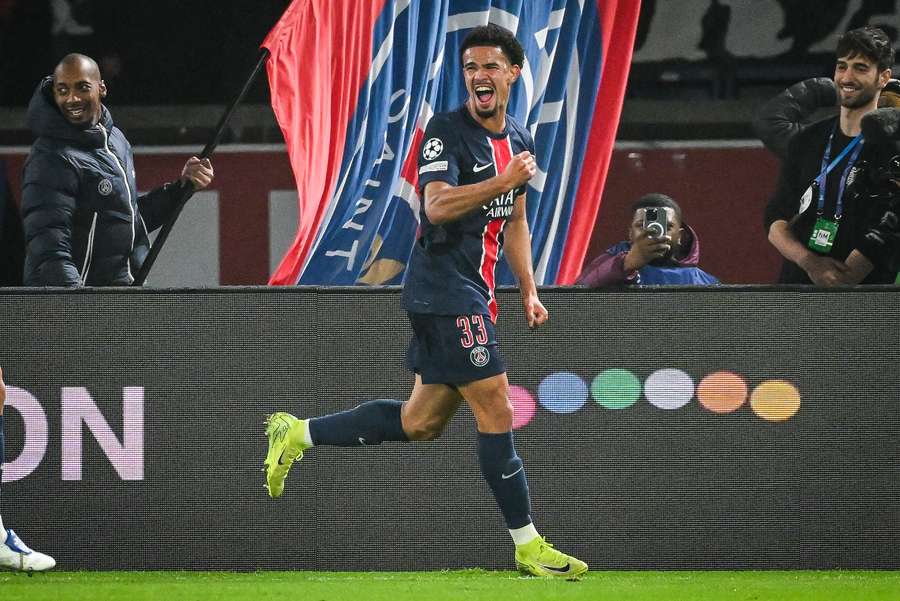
left=457, top=314, right=489, bottom=348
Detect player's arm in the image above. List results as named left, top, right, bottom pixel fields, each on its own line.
left=503, top=194, right=548, bottom=328
left=424, top=151, right=535, bottom=224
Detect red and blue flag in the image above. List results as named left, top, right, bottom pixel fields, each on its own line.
left=264, top=0, right=640, bottom=286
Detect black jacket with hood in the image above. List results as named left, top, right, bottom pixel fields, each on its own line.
left=22, top=77, right=179, bottom=286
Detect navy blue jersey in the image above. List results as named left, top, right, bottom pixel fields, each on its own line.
left=401, top=105, right=535, bottom=321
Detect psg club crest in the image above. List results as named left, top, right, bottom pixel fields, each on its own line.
left=470, top=346, right=489, bottom=367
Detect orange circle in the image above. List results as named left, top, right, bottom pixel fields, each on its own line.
left=750, top=380, right=801, bottom=422
left=697, top=371, right=748, bottom=413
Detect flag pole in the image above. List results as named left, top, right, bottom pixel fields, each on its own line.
left=132, top=47, right=271, bottom=286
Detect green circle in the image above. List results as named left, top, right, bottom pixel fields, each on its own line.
left=591, top=369, right=641, bottom=409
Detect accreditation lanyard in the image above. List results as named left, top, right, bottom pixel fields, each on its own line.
left=816, top=124, right=864, bottom=220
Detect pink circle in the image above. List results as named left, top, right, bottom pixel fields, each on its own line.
left=509, top=385, right=537, bottom=429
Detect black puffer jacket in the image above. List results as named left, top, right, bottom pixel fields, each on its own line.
left=22, top=77, right=178, bottom=286
left=752, top=77, right=838, bottom=160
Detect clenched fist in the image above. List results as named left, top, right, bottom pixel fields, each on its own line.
left=502, top=151, right=536, bottom=190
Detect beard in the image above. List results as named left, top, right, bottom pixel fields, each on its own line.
left=474, top=105, right=498, bottom=119
left=840, top=86, right=879, bottom=109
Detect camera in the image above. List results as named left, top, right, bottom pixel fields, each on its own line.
left=643, top=207, right=668, bottom=238
left=854, top=155, right=900, bottom=204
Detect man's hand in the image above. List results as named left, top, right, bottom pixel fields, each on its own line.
left=502, top=151, right=536, bottom=190
left=522, top=293, right=548, bottom=329
left=180, top=157, right=214, bottom=190
left=798, top=253, right=852, bottom=286
left=623, top=230, right=672, bottom=272
left=842, top=250, right=874, bottom=284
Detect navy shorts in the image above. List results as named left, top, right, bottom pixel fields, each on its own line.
left=406, top=312, right=506, bottom=385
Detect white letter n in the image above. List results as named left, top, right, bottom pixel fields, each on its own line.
left=61, top=387, right=144, bottom=481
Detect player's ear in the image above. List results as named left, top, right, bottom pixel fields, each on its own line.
left=509, top=64, right=521, bottom=83
left=99, top=80, right=108, bottom=98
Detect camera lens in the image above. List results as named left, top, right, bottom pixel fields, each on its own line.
left=646, top=222, right=665, bottom=238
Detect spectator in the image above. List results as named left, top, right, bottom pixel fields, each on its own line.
left=21, top=53, right=214, bottom=286
left=754, top=76, right=900, bottom=161
left=576, top=193, right=719, bottom=287
left=764, top=27, right=900, bottom=286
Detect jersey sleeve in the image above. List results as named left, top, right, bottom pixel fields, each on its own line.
left=523, top=127, right=536, bottom=157
left=417, top=114, right=460, bottom=192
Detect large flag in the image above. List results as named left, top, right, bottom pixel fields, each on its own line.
left=265, top=0, right=639, bottom=286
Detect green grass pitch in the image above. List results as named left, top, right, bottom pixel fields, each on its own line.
left=1, top=570, right=899, bottom=601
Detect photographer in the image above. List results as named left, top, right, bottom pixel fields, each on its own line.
left=765, top=27, right=900, bottom=286
left=576, top=193, right=719, bottom=287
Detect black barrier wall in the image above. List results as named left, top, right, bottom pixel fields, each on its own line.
left=0, top=288, right=898, bottom=570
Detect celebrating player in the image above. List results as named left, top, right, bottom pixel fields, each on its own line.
left=263, top=24, right=587, bottom=579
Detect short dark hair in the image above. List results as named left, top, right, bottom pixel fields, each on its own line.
left=631, top=193, right=683, bottom=223
left=459, top=24, right=525, bottom=68
left=836, top=27, right=895, bottom=72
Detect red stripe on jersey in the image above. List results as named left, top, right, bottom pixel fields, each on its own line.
left=480, top=136, right=514, bottom=322
left=489, top=135, right=514, bottom=174
left=480, top=218, right=505, bottom=322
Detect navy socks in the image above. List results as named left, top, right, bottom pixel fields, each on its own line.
left=478, top=431, right=532, bottom=529
left=307, top=404, right=532, bottom=529
left=309, top=399, right=409, bottom=447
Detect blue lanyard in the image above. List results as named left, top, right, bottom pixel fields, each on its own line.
left=817, top=124, right=864, bottom=219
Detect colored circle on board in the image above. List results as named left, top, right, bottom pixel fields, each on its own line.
left=750, top=380, right=801, bottom=422
left=591, top=369, right=641, bottom=409
left=645, top=368, right=694, bottom=410
left=697, top=370, right=747, bottom=413
left=537, top=372, right=588, bottom=414
left=509, top=385, right=537, bottom=429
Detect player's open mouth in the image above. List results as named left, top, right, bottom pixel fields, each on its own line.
left=475, top=85, right=494, bottom=105
left=65, top=106, right=86, bottom=119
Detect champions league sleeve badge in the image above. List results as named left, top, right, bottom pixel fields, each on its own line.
left=422, top=138, right=444, bottom=161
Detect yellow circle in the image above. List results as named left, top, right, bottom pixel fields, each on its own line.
left=697, top=371, right=747, bottom=413
left=750, top=380, right=801, bottom=422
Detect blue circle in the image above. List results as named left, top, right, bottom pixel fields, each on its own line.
left=537, top=372, right=588, bottom=414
